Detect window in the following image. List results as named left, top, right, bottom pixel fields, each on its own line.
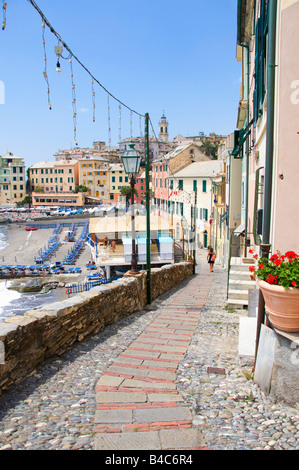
left=202, top=180, right=207, bottom=192
left=112, top=176, right=115, bottom=182
left=178, top=180, right=183, bottom=191
left=193, top=180, right=197, bottom=192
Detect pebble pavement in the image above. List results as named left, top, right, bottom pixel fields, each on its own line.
left=0, top=250, right=299, bottom=451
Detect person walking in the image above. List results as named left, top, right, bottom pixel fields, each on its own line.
left=207, top=247, right=216, bottom=272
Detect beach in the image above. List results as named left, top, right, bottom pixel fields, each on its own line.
left=0, top=220, right=94, bottom=321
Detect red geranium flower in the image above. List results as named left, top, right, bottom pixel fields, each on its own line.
left=285, top=251, right=298, bottom=259
left=266, top=275, right=278, bottom=285
left=259, top=263, right=264, bottom=269
left=292, top=281, right=297, bottom=287
left=270, top=254, right=279, bottom=261
left=274, top=259, right=282, bottom=266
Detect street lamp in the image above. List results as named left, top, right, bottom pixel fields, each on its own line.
left=121, top=143, right=141, bottom=274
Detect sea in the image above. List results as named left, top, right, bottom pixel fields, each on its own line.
left=0, top=226, right=60, bottom=322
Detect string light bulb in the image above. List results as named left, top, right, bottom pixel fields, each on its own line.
left=55, top=44, right=63, bottom=74
left=56, top=59, right=61, bottom=73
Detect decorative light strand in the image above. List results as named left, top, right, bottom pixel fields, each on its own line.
left=107, top=94, right=111, bottom=151
left=139, top=115, right=143, bottom=137
left=91, top=79, right=95, bottom=122
left=69, top=56, right=78, bottom=146
left=118, top=105, right=122, bottom=142
left=2, top=1, right=7, bottom=30
left=26, top=0, right=144, bottom=118
left=42, top=20, right=52, bottom=110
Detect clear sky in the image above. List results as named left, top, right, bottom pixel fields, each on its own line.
left=0, top=0, right=241, bottom=168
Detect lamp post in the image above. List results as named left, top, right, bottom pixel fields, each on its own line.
left=121, top=143, right=141, bottom=274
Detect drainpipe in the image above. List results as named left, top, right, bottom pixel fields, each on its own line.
left=237, top=19, right=250, bottom=255
left=255, top=0, right=278, bottom=361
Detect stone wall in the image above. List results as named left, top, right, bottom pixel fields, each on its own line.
left=0, top=262, right=193, bottom=396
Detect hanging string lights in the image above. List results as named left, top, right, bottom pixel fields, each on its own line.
left=91, top=79, right=96, bottom=122
left=2, top=1, right=7, bottom=30
left=118, top=104, right=122, bottom=142
left=69, top=56, right=78, bottom=146
left=107, top=94, right=111, bottom=151
left=42, top=20, right=52, bottom=110
left=130, top=110, right=133, bottom=139
left=27, top=0, right=145, bottom=149
left=139, top=115, right=143, bottom=138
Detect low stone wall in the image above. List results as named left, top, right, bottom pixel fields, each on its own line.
left=0, top=262, right=193, bottom=396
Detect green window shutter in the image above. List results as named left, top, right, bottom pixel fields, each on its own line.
left=202, top=180, right=207, bottom=192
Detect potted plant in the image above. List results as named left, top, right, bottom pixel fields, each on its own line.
left=249, top=249, right=299, bottom=332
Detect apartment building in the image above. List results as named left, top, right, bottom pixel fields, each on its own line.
left=108, top=163, right=129, bottom=203
left=0, top=152, right=26, bottom=205
left=29, top=160, right=85, bottom=207
left=152, top=143, right=210, bottom=213
left=233, top=0, right=299, bottom=254
left=78, top=156, right=110, bottom=201
left=170, top=160, right=225, bottom=248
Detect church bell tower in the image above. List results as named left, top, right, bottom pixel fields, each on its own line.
left=159, top=112, right=169, bottom=142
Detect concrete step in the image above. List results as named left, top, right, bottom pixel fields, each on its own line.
left=229, top=269, right=251, bottom=281
left=226, top=298, right=249, bottom=307
left=230, top=257, right=255, bottom=272
left=228, top=289, right=249, bottom=301
left=229, top=279, right=256, bottom=290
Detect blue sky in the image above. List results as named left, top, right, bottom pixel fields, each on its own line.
left=0, top=0, right=241, bottom=168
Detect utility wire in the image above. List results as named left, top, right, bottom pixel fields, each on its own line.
left=26, top=0, right=145, bottom=118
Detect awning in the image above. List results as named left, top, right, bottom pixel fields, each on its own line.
left=234, top=223, right=245, bottom=236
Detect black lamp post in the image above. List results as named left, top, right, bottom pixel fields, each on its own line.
left=121, top=144, right=141, bottom=274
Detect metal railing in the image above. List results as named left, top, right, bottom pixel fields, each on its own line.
left=66, top=276, right=122, bottom=295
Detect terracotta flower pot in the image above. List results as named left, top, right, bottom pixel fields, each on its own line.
left=258, top=279, right=299, bottom=332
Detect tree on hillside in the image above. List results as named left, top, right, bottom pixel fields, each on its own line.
left=200, top=141, right=218, bottom=159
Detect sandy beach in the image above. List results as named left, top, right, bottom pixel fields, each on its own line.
left=0, top=220, right=95, bottom=311
left=0, top=221, right=93, bottom=267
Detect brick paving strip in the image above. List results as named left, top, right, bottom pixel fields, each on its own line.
left=94, top=267, right=213, bottom=451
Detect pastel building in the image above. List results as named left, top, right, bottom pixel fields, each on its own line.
left=0, top=152, right=26, bottom=205
left=233, top=0, right=299, bottom=255
left=78, top=156, right=110, bottom=202
left=29, top=160, right=85, bottom=207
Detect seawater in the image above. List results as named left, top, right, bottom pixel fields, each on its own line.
left=0, top=226, right=59, bottom=322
